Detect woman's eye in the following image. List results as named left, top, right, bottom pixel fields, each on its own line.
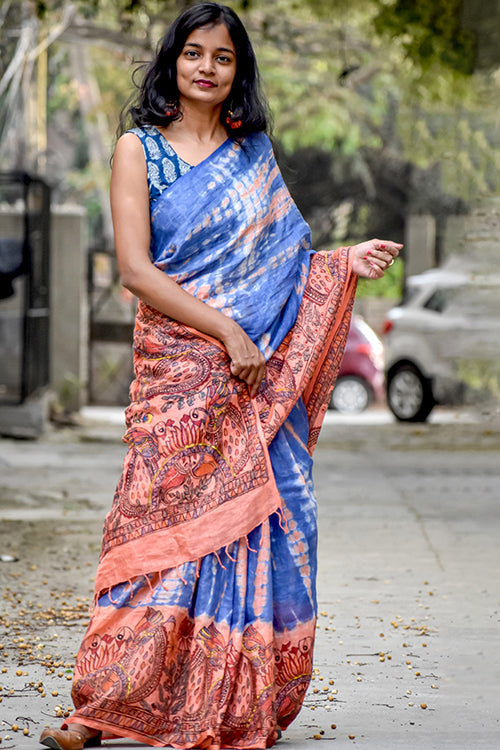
left=217, top=56, right=231, bottom=64
left=185, top=50, right=198, bottom=58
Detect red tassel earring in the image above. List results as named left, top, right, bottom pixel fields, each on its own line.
left=226, top=110, right=243, bottom=130
left=165, top=102, right=179, bottom=118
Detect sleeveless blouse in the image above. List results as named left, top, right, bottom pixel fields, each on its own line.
left=128, top=125, right=192, bottom=203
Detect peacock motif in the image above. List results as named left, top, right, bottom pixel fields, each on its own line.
left=72, top=607, right=167, bottom=708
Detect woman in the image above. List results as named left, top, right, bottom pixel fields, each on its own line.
left=40, top=3, right=400, bottom=749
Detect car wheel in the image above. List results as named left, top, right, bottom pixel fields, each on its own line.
left=387, top=363, right=434, bottom=422
left=330, top=376, right=372, bottom=414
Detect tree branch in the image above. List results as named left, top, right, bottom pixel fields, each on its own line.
left=61, top=22, right=153, bottom=53
left=0, top=20, right=34, bottom=98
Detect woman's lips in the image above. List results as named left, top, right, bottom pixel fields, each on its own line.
left=195, top=79, right=216, bottom=88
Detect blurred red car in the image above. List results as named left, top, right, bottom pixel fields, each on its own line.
left=329, top=316, right=385, bottom=413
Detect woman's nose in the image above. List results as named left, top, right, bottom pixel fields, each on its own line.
left=198, top=55, right=215, bottom=74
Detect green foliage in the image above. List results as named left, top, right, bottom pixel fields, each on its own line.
left=3, top=0, right=499, bottom=285
left=456, top=359, right=500, bottom=401
left=47, top=48, right=80, bottom=121
left=56, top=372, right=85, bottom=414
left=355, top=256, right=405, bottom=299
left=34, top=1, right=143, bottom=22
left=35, top=1, right=99, bottom=19
left=90, top=47, right=135, bottom=135
left=374, top=0, right=477, bottom=75
left=243, top=0, right=499, bottom=202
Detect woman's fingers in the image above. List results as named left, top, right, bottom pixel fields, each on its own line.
left=231, top=361, right=266, bottom=397
left=245, top=362, right=267, bottom=397
left=230, top=356, right=264, bottom=379
left=367, top=252, right=390, bottom=270
left=224, top=324, right=266, bottom=396
left=231, top=363, right=251, bottom=380
left=367, top=247, right=399, bottom=268
left=351, top=239, right=402, bottom=279
left=363, top=241, right=401, bottom=265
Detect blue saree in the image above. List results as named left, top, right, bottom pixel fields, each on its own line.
left=68, top=127, right=356, bottom=748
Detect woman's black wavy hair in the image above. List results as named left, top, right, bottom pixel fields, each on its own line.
left=120, top=2, right=270, bottom=138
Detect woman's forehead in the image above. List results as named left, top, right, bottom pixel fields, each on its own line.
left=183, top=23, right=236, bottom=53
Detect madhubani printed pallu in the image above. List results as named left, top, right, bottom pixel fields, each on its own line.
left=68, top=131, right=357, bottom=748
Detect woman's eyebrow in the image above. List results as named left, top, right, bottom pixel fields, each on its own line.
left=184, top=42, right=234, bottom=54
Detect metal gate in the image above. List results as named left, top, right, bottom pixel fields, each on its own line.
left=0, top=172, right=51, bottom=404
left=87, top=246, right=136, bottom=405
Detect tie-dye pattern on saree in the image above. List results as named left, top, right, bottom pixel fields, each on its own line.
left=68, top=130, right=357, bottom=748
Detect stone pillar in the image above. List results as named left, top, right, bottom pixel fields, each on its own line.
left=50, top=206, right=89, bottom=411
left=404, top=215, right=436, bottom=277
left=443, top=198, right=500, bottom=272
left=441, top=215, right=467, bottom=262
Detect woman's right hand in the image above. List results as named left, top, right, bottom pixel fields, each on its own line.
left=221, top=321, right=266, bottom=398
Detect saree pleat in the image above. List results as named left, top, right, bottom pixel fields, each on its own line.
left=67, top=131, right=356, bottom=748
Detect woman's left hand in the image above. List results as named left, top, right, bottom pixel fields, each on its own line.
left=351, top=239, right=402, bottom=279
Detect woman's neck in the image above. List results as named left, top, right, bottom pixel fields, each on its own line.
left=160, top=103, right=229, bottom=166
left=168, top=102, right=227, bottom=145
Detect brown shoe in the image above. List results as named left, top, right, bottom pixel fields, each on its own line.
left=39, top=726, right=101, bottom=750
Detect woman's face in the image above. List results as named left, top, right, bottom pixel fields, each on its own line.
left=176, top=23, right=237, bottom=111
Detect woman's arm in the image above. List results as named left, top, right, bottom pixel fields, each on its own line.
left=110, top=134, right=266, bottom=396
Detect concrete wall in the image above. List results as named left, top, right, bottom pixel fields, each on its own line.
left=442, top=197, right=500, bottom=272
left=404, top=199, right=500, bottom=276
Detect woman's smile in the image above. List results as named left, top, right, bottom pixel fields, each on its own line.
left=194, top=78, right=217, bottom=88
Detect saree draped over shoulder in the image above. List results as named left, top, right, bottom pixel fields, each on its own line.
left=69, top=129, right=357, bottom=749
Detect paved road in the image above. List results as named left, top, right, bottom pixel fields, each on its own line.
left=0, top=407, right=499, bottom=749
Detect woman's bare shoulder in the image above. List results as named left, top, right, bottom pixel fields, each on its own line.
left=112, top=133, right=148, bottom=179
left=114, top=131, right=145, bottom=156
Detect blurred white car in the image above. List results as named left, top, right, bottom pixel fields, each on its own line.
left=382, top=266, right=500, bottom=421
